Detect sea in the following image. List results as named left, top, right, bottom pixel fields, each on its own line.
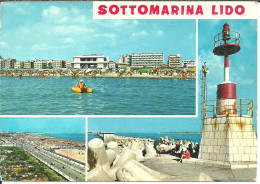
left=0, top=77, right=195, bottom=115
left=88, top=132, right=202, bottom=144
left=43, top=133, right=85, bottom=142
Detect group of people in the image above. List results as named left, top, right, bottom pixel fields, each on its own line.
left=156, top=139, right=199, bottom=163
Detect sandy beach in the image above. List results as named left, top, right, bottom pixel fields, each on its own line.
left=55, top=149, right=85, bottom=163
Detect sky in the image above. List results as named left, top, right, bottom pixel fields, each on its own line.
left=89, top=19, right=258, bottom=133
left=0, top=117, right=85, bottom=133
left=0, top=2, right=196, bottom=63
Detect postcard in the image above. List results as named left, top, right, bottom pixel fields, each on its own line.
left=0, top=0, right=258, bottom=183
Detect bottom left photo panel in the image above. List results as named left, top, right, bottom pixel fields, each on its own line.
left=0, top=117, right=86, bottom=182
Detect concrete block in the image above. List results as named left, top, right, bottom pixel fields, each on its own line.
left=237, top=146, right=244, bottom=154
left=217, top=139, right=225, bottom=146
left=229, top=147, right=238, bottom=154
left=227, top=154, right=233, bottom=162
left=216, top=153, right=225, bottom=161
left=220, top=132, right=227, bottom=139
left=205, top=132, right=210, bottom=137
left=201, top=146, right=208, bottom=153
left=213, top=146, right=220, bottom=153
left=241, top=154, right=250, bottom=162
left=208, top=146, right=213, bottom=153
left=250, top=146, right=257, bottom=154
left=248, top=132, right=256, bottom=139
left=220, top=146, right=226, bottom=153
left=233, top=154, right=242, bottom=162
left=249, top=154, right=257, bottom=161
left=211, top=139, right=218, bottom=146
left=209, top=132, right=215, bottom=139
left=206, top=125, right=212, bottom=131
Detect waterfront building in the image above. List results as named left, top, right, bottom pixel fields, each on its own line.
left=71, top=54, right=109, bottom=70
left=14, top=61, right=24, bottom=69
left=119, top=54, right=132, bottom=66
left=47, top=60, right=67, bottom=69
left=34, top=61, right=47, bottom=69
left=167, top=54, right=181, bottom=67
left=131, top=53, right=163, bottom=67
left=3, top=58, right=16, bottom=69
left=180, top=60, right=196, bottom=68
left=117, top=63, right=127, bottom=69
left=0, top=56, right=3, bottom=69
left=108, top=61, right=117, bottom=69
left=23, top=61, right=34, bottom=69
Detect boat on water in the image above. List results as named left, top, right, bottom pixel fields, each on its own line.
left=72, top=87, right=93, bottom=93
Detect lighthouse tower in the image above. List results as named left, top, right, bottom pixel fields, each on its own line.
left=199, top=23, right=257, bottom=164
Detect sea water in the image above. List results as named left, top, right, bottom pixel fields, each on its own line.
left=88, top=133, right=201, bottom=144
left=43, top=133, right=85, bottom=142
left=0, top=77, right=195, bottom=115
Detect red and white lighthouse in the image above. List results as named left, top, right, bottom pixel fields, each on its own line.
left=199, top=23, right=257, bottom=164
left=213, top=23, right=240, bottom=115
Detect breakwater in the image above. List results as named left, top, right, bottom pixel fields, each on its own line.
left=88, top=133, right=200, bottom=181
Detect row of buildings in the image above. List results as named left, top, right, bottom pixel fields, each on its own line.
left=0, top=53, right=195, bottom=70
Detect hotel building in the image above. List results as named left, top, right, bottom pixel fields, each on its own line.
left=71, top=54, right=109, bottom=70
left=131, top=53, right=163, bottom=67
left=167, top=54, right=181, bottom=67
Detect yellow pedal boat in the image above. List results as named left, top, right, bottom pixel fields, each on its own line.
left=72, top=87, right=93, bottom=93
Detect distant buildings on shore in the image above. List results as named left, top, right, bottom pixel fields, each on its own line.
left=0, top=53, right=196, bottom=70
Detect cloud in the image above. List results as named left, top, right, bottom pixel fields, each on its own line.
left=42, top=6, right=62, bottom=17
left=0, top=41, right=9, bottom=48
left=131, top=30, right=148, bottom=38
left=16, top=8, right=28, bottom=15
left=31, top=43, right=70, bottom=51
left=92, top=34, right=116, bottom=39
left=156, top=30, right=164, bottom=36
left=63, top=38, right=74, bottom=44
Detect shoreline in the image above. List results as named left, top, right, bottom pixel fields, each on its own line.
left=0, top=74, right=196, bottom=79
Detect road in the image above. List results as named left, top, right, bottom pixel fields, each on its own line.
left=12, top=140, right=86, bottom=181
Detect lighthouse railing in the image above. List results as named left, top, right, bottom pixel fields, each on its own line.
left=203, top=99, right=253, bottom=118
left=213, top=31, right=240, bottom=48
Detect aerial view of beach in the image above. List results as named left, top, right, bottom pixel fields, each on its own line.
left=0, top=2, right=196, bottom=115
left=0, top=117, right=86, bottom=181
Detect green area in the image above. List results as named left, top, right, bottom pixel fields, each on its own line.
left=0, top=147, right=65, bottom=181
left=0, top=133, right=11, bottom=137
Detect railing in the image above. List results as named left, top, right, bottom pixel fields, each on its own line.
left=214, top=31, right=240, bottom=48
left=203, top=99, right=253, bottom=118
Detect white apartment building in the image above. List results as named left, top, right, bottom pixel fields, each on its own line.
left=118, top=54, right=132, bottom=66
left=34, top=61, right=47, bottom=69
left=71, top=54, right=109, bottom=70
left=168, top=54, right=181, bottom=67
left=3, top=59, right=16, bottom=69
left=131, top=53, right=163, bottom=67
left=180, top=60, right=196, bottom=68
left=23, top=61, right=34, bottom=69
left=14, top=61, right=24, bottom=69
left=47, top=60, right=66, bottom=69
left=0, top=56, right=3, bottom=69
left=108, top=61, right=116, bottom=69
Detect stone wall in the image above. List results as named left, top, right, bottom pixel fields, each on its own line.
left=199, top=116, right=257, bottom=162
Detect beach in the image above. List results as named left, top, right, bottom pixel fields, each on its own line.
left=54, top=149, right=85, bottom=163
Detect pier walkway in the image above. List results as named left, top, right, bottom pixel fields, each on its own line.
left=143, top=154, right=256, bottom=182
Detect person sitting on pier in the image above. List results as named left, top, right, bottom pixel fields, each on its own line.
left=178, top=148, right=190, bottom=163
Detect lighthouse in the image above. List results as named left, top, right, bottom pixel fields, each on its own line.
left=199, top=23, right=257, bottom=165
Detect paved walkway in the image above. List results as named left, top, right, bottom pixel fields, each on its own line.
left=143, top=155, right=257, bottom=182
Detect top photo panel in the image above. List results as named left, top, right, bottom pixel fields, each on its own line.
left=0, top=2, right=196, bottom=115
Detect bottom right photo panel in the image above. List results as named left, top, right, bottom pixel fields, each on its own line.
left=87, top=117, right=257, bottom=182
